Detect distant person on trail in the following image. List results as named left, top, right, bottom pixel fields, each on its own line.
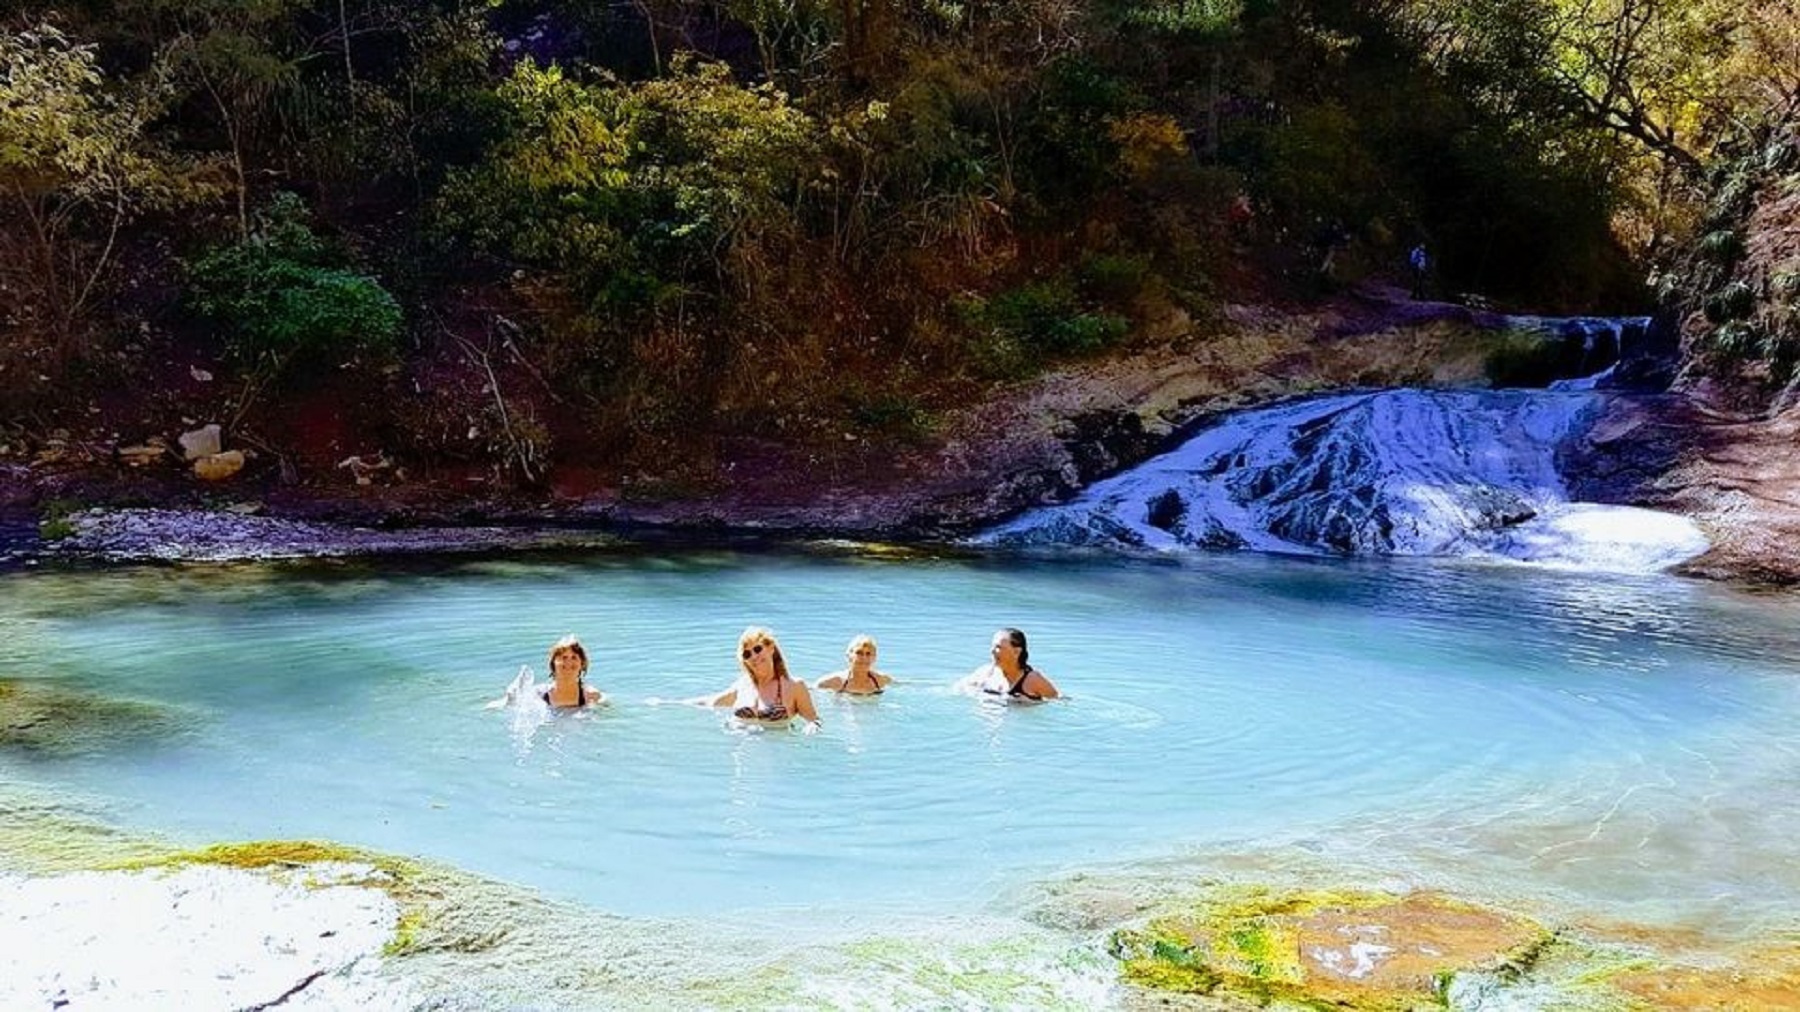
left=1409, top=243, right=1430, bottom=299
left=1314, top=220, right=1352, bottom=288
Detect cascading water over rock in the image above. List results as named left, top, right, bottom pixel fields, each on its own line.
left=977, top=387, right=1708, bottom=572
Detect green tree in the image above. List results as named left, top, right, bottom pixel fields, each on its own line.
left=0, top=24, right=214, bottom=354
left=438, top=56, right=820, bottom=318
left=187, top=190, right=402, bottom=377
left=1401, top=0, right=1742, bottom=178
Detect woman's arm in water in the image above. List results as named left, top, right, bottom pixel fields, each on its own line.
left=1023, top=670, right=1060, bottom=699
left=790, top=681, right=822, bottom=732
left=814, top=669, right=848, bottom=691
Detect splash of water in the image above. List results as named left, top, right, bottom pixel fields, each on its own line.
left=486, top=664, right=549, bottom=754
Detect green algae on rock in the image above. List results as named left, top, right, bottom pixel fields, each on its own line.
left=106, top=839, right=447, bottom=949
left=0, top=678, right=196, bottom=758
left=1110, top=887, right=1549, bottom=1009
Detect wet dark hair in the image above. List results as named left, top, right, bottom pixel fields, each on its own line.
left=549, top=634, right=589, bottom=676
left=998, top=627, right=1032, bottom=673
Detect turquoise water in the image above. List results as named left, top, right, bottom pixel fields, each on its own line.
left=3, top=549, right=1800, bottom=934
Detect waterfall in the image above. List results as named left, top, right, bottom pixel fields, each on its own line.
left=1505, top=315, right=1651, bottom=391
left=976, top=387, right=1708, bottom=572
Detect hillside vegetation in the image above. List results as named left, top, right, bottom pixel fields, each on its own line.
left=1, top=0, right=1793, bottom=494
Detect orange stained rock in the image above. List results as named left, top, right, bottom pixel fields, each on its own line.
left=1282, top=893, right=1543, bottom=1004
left=1124, top=890, right=1547, bottom=1009
left=1611, top=961, right=1800, bottom=1011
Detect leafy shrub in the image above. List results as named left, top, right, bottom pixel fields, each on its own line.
left=187, top=193, right=401, bottom=367
left=960, top=278, right=1130, bottom=377
left=38, top=498, right=82, bottom=541
left=846, top=392, right=933, bottom=442
left=1259, top=102, right=1382, bottom=229
left=1709, top=320, right=1760, bottom=359
left=1704, top=281, right=1757, bottom=324
left=1019, top=57, right=1138, bottom=202
left=1708, top=321, right=1798, bottom=384
left=1771, top=270, right=1800, bottom=302
left=1707, top=173, right=1753, bottom=222
left=1698, top=229, right=1745, bottom=266
left=1080, top=253, right=1152, bottom=302
left=435, top=58, right=819, bottom=321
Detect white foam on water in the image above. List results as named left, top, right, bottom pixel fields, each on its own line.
left=1465, top=503, right=1712, bottom=574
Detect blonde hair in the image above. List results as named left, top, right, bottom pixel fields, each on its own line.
left=846, top=634, right=877, bottom=658
left=737, top=626, right=791, bottom=682
left=548, top=634, right=589, bottom=676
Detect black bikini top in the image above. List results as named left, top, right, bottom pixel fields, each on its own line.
left=982, top=665, right=1041, bottom=701
left=541, top=679, right=589, bottom=708
left=834, top=671, right=884, bottom=695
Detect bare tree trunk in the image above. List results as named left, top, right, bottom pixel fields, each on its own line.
left=69, top=188, right=126, bottom=326
left=1205, top=50, right=1221, bottom=159
left=338, top=0, right=354, bottom=91
left=203, top=74, right=250, bottom=236
left=631, top=0, right=663, bottom=74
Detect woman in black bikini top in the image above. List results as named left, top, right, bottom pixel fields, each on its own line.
left=816, top=634, right=893, bottom=696
left=540, top=634, right=604, bottom=708
left=967, top=627, right=1059, bottom=701
left=708, top=626, right=822, bottom=732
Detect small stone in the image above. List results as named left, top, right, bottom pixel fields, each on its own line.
left=193, top=450, right=245, bottom=482
left=179, top=425, right=222, bottom=461
left=189, top=366, right=213, bottom=383
left=117, top=444, right=167, bottom=467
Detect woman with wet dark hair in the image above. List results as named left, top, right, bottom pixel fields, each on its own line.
left=958, top=627, right=1059, bottom=701
left=541, top=634, right=604, bottom=707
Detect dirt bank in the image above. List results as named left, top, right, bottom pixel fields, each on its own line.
left=7, top=290, right=1796, bottom=585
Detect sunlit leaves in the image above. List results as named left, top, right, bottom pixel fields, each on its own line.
left=0, top=25, right=217, bottom=343
left=436, top=56, right=821, bottom=319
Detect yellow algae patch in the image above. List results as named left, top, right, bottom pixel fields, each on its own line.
left=1113, top=888, right=1548, bottom=1010
left=105, top=839, right=439, bottom=951
left=117, top=839, right=386, bottom=871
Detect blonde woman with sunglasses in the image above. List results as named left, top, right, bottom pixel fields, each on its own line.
left=709, top=626, right=821, bottom=733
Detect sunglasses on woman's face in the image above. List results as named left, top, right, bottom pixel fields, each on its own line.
left=741, top=643, right=768, bottom=660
